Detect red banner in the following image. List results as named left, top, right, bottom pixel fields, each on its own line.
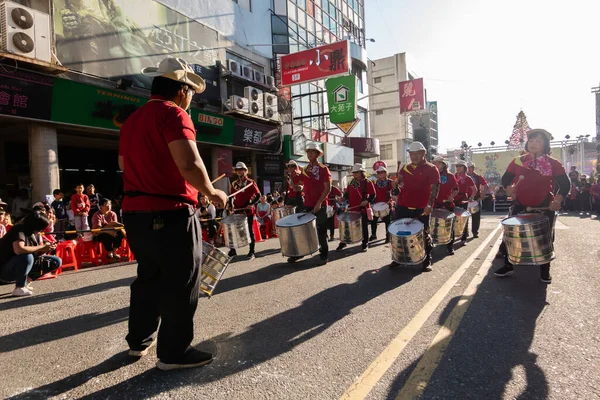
left=280, top=40, right=349, bottom=87
left=399, top=78, right=425, bottom=113
left=215, top=147, right=233, bottom=177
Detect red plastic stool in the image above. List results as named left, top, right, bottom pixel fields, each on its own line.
left=76, top=239, right=102, bottom=269
left=54, top=240, right=78, bottom=274
left=115, top=238, right=135, bottom=261
left=252, top=218, right=263, bottom=242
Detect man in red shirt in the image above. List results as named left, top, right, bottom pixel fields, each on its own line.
left=229, top=162, right=261, bottom=259
left=284, top=160, right=304, bottom=209
left=432, top=156, right=459, bottom=255
left=370, top=166, right=394, bottom=243
left=327, top=185, right=343, bottom=241
left=467, top=162, right=489, bottom=238
left=119, top=57, right=227, bottom=371
left=288, top=143, right=331, bottom=265
left=337, top=163, right=376, bottom=253
left=395, top=142, right=440, bottom=271
left=454, top=160, right=477, bottom=245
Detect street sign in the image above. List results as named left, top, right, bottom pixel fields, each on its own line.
left=335, top=118, right=360, bottom=136
left=280, top=40, right=349, bottom=87
left=399, top=78, right=425, bottom=113
left=326, top=75, right=357, bottom=124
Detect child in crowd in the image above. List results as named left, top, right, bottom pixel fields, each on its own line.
left=51, top=189, right=68, bottom=240
left=277, top=197, right=285, bottom=208
left=70, top=184, right=92, bottom=241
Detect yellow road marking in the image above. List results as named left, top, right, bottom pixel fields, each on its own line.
left=340, top=224, right=502, bottom=400
left=395, top=235, right=503, bottom=399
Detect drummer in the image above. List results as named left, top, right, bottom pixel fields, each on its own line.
left=285, top=160, right=304, bottom=209
left=395, top=142, right=440, bottom=271
left=432, top=156, right=459, bottom=255
left=327, top=185, right=343, bottom=241
left=453, top=160, right=477, bottom=246
left=229, top=161, right=261, bottom=260
left=467, top=162, right=489, bottom=238
left=495, top=128, right=570, bottom=283
left=370, top=165, right=394, bottom=243
left=336, top=163, right=376, bottom=253
left=288, top=143, right=331, bottom=265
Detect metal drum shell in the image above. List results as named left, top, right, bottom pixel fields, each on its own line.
left=430, top=208, right=455, bottom=245
left=199, top=241, right=232, bottom=297
left=453, top=207, right=471, bottom=237
left=372, top=202, right=390, bottom=218
left=388, top=219, right=426, bottom=265
left=338, top=211, right=362, bottom=244
left=467, top=201, right=480, bottom=214
left=221, top=214, right=250, bottom=249
left=272, top=206, right=296, bottom=234
left=502, top=213, right=555, bottom=266
left=276, top=213, right=320, bottom=257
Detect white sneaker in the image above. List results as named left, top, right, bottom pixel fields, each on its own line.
left=26, top=283, right=34, bottom=291
left=12, top=287, right=33, bottom=297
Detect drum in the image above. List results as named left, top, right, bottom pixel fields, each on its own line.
left=338, top=212, right=362, bottom=244
left=221, top=214, right=250, bottom=249
left=388, top=219, right=426, bottom=265
left=453, top=207, right=471, bottom=237
left=502, top=213, right=555, bottom=266
left=272, top=206, right=296, bottom=235
left=326, top=205, right=335, bottom=218
left=372, top=202, right=390, bottom=218
left=430, top=209, right=455, bottom=245
left=199, top=241, right=232, bottom=297
left=276, top=213, right=320, bottom=257
left=467, top=200, right=480, bottom=214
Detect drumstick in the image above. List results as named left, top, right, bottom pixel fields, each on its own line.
left=211, top=174, right=226, bottom=184
left=396, top=161, right=402, bottom=180
left=228, top=184, right=253, bottom=198
left=511, top=175, right=524, bottom=201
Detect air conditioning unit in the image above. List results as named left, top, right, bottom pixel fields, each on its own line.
left=263, top=93, right=279, bottom=121
left=0, top=1, right=51, bottom=63
left=252, top=69, right=264, bottom=85
left=226, top=59, right=241, bottom=77
left=229, top=95, right=249, bottom=113
left=244, top=86, right=263, bottom=117
left=241, top=65, right=253, bottom=81
left=265, top=75, right=276, bottom=88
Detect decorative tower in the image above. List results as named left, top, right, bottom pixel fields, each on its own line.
left=508, top=111, right=531, bottom=150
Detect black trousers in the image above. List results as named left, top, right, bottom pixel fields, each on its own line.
left=285, top=196, right=304, bottom=209
left=361, top=213, right=369, bottom=246
left=301, top=206, right=328, bottom=259
left=370, top=214, right=391, bottom=239
left=471, top=210, right=481, bottom=236
left=328, top=215, right=335, bottom=237
left=95, top=232, right=124, bottom=252
left=395, top=206, right=433, bottom=260
left=499, top=204, right=556, bottom=268
left=123, top=207, right=202, bottom=362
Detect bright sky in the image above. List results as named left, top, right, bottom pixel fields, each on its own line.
left=365, top=0, right=600, bottom=152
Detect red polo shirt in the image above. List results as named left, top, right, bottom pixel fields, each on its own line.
left=435, top=172, right=458, bottom=207
left=469, top=172, right=488, bottom=198
left=374, top=179, right=393, bottom=203
left=302, top=162, right=331, bottom=208
left=287, top=171, right=304, bottom=199
left=230, top=177, right=261, bottom=216
left=120, top=96, right=198, bottom=211
left=345, top=178, right=376, bottom=214
left=328, top=186, right=343, bottom=210
left=454, top=174, right=477, bottom=204
left=398, top=161, right=440, bottom=209
left=506, top=155, right=566, bottom=207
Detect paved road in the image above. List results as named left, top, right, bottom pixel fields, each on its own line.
left=1, top=213, right=599, bottom=399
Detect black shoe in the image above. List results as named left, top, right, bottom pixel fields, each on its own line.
left=316, top=257, right=328, bottom=266
left=228, top=249, right=237, bottom=257
left=422, top=257, right=432, bottom=272
left=156, top=348, right=214, bottom=371
left=540, top=265, right=552, bottom=284
left=473, top=233, right=479, bottom=238
left=495, top=252, right=505, bottom=259
left=128, top=339, right=156, bottom=357
left=361, top=244, right=368, bottom=252
left=369, top=235, right=377, bottom=242
left=460, top=240, right=467, bottom=246
left=329, top=235, right=335, bottom=242
left=246, top=252, right=255, bottom=260
left=336, top=243, right=346, bottom=252
left=447, top=247, right=455, bottom=255
left=494, top=264, right=514, bottom=277
left=389, top=261, right=400, bottom=268
left=287, top=256, right=303, bottom=263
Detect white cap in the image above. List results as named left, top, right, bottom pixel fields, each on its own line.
left=352, top=163, right=366, bottom=173
left=409, top=141, right=426, bottom=152
left=141, top=57, right=206, bottom=93
left=234, top=162, right=248, bottom=170
left=376, top=166, right=387, bottom=172
left=455, top=160, right=467, bottom=167
left=467, top=162, right=475, bottom=168
left=286, top=160, right=298, bottom=167
left=432, top=156, right=447, bottom=165
left=305, top=142, right=323, bottom=154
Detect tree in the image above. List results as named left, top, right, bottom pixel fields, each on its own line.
left=508, top=111, right=531, bottom=150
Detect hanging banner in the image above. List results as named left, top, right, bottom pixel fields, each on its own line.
left=0, top=69, right=53, bottom=120
left=326, top=75, right=356, bottom=124
left=280, top=40, right=349, bottom=86
left=215, top=147, right=233, bottom=178
left=399, top=78, right=425, bottom=113
left=232, top=119, right=282, bottom=152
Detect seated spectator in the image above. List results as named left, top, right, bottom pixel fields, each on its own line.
left=277, top=197, right=285, bottom=208
left=92, top=199, right=124, bottom=260
left=495, top=186, right=508, bottom=201
left=32, top=202, right=57, bottom=243
left=86, top=184, right=104, bottom=227
left=196, top=195, right=217, bottom=243
left=0, top=211, right=62, bottom=297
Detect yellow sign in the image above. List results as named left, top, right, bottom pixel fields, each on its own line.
left=336, top=118, right=360, bottom=136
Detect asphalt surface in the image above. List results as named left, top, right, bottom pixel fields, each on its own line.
left=0, top=213, right=598, bottom=399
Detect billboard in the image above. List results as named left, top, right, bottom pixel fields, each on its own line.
left=280, top=40, right=349, bottom=86
left=399, top=78, right=425, bottom=113
left=53, top=0, right=221, bottom=90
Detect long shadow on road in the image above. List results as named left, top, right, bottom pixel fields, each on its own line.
left=386, top=262, right=549, bottom=399
left=14, top=267, right=419, bottom=399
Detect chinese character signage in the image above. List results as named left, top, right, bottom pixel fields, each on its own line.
left=399, top=78, right=425, bottom=113
left=344, top=137, right=380, bottom=157
left=325, top=75, right=357, bottom=124
left=233, top=119, right=282, bottom=152
left=280, top=40, right=350, bottom=87
left=257, top=154, right=284, bottom=176
left=0, top=70, right=53, bottom=120
left=192, top=109, right=235, bottom=145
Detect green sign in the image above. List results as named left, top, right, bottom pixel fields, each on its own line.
left=51, top=78, right=147, bottom=130
left=326, top=75, right=357, bottom=124
left=191, top=109, right=235, bottom=145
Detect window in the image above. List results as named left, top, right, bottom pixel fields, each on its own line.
left=381, top=144, right=393, bottom=160
left=373, top=76, right=381, bottom=84
left=375, top=109, right=384, bottom=116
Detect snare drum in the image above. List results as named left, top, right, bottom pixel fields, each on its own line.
left=199, top=241, right=232, bottom=297
left=453, top=207, right=471, bottom=237
left=372, top=202, right=390, bottom=218
left=338, top=212, right=362, bottom=244
left=276, top=213, right=320, bottom=257
left=221, top=214, right=250, bottom=249
left=272, top=206, right=296, bottom=235
left=430, top=209, right=455, bottom=245
left=388, top=219, right=426, bottom=265
left=502, top=213, right=555, bottom=266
